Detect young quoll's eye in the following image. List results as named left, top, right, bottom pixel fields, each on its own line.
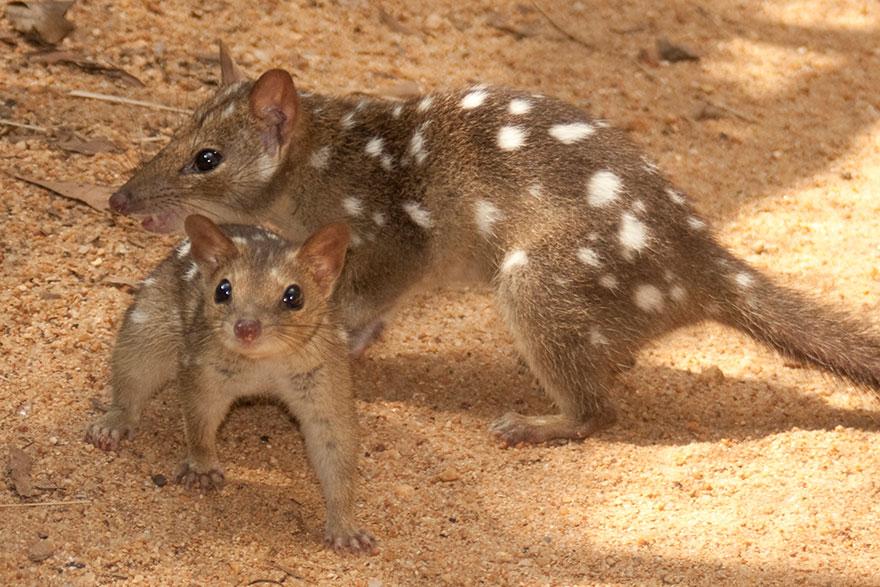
left=215, top=279, right=232, bottom=304
left=194, top=149, right=223, bottom=172
left=281, top=284, right=304, bottom=310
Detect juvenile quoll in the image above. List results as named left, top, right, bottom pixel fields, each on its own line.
left=109, top=45, right=880, bottom=445
left=86, top=214, right=375, bottom=552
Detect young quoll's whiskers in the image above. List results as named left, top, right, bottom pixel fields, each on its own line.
left=86, top=214, right=375, bottom=554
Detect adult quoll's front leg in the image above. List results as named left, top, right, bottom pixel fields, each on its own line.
left=175, top=391, right=235, bottom=491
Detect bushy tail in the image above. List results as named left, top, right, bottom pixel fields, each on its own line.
left=708, top=251, right=880, bottom=391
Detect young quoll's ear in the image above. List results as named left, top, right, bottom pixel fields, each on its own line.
left=296, top=223, right=351, bottom=296
left=218, top=40, right=246, bottom=86
left=184, top=214, right=239, bottom=271
left=249, top=69, right=299, bottom=153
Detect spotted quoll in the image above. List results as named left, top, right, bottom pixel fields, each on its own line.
left=86, top=214, right=375, bottom=553
left=109, top=44, right=880, bottom=446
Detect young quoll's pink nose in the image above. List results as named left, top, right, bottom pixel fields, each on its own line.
left=234, top=319, right=262, bottom=343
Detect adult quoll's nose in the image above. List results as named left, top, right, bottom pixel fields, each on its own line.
left=234, top=319, right=262, bottom=343
left=109, top=188, right=131, bottom=214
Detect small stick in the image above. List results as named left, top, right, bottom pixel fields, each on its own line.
left=701, top=98, right=758, bottom=124
left=0, top=119, right=49, bottom=133
left=531, top=1, right=595, bottom=50
left=68, top=90, right=192, bottom=114
left=0, top=499, right=91, bottom=509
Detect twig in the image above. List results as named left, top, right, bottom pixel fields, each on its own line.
left=271, top=563, right=305, bottom=582
left=531, top=1, right=594, bottom=50
left=0, top=499, right=91, bottom=508
left=701, top=98, right=758, bottom=124
left=68, top=90, right=192, bottom=114
left=244, top=579, right=284, bottom=586
left=0, top=119, right=49, bottom=133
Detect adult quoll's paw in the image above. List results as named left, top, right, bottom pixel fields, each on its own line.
left=325, top=526, right=377, bottom=555
left=84, top=411, right=135, bottom=451
left=175, top=462, right=225, bottom=491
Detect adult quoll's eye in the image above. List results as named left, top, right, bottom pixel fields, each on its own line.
left=282, top=284, right=304, bottom=310
left=194, top=149, right=223, bottom=172
left=215, top=279, right=232, bottom=304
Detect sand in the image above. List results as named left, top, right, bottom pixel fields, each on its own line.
left=1, top=0, right=879, bottom=585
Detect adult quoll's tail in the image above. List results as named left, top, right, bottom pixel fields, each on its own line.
left=708, top=250, right=880, bottom=392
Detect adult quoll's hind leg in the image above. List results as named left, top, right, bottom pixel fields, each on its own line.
left=489, top=262, right=632, bottom=446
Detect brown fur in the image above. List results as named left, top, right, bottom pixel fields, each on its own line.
left=109, top=47, right=880, bottom=446
left=86, top=216, right=375, bottom=553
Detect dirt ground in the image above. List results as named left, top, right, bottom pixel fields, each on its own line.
left=2, top=0, right=880, bottom=585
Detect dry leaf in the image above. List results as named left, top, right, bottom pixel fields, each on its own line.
left=55, top=132, right=120, bottom=155
left=29, top=50, right=144, bottom=87
left=14, top=174, right=112, bottom=211
left=7, top=446, right=36, bottom=498
left=102, top=276, right=140, bottom=290
left=378, top=7, right=414, bottom=35
left=375, top=80, right=422, bottom=100
left=656, top=38, right=699, bottom=63
left=6, top=1, right=75, bottom=45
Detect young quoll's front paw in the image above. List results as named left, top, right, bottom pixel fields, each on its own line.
left=325, top=525, right=377, bottom=555
left=85, top=409, right=136, bottom=451
left=175, top=462, right=225, bottom=491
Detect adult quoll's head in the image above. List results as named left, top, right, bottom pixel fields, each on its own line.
left=183, top=214, right=350, bottom=359
left=111, top=42, right=303, bottom=234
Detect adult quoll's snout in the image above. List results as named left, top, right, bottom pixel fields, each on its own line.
left=234, top=319, right=262, bottom=343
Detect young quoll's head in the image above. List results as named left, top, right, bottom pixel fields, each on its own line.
left=111, top=43, right=304, bottom=234
left=184, top=214, right=350, bottom=359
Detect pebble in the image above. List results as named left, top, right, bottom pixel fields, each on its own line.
left=433, top=467, right=461, bottom=483
left=698, top=365, right=725, bottom=385
left=393, top=483, right=416, bottom=499
left=27, top=539, right=55, bottom=563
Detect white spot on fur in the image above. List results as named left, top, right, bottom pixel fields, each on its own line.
left=266, top=232, right=281, bottom=241
left=340, top=111, right=356, bottom=129
left=409, top=123, right=429, bottom=165
left=634, top=284, right=665, bottom=312
left=549, top=122, right=595, bottom=144
left=309, top=145, right=331, bottom=169
left=589, top=327, right=609, bottom=346
left=350, top=233, right=364, bottom=247
left=403, top=201, right=433, bottom=228
left=130, top=308, right=148, bottom=324
left=735, top=272, right=754, bottom=288
left=474, top=199, right=505, bottom=235
left=343, top=197, right=363, bottom=216
left=175, top=239, right=191, bottom=259
left=365, top=137, right=384, bottom=157
left=501, top=249, right=528, bottom=273
left=380, top=154, right=394, bottom=171
left=461, top=89, right=488, bottom=109
left=497, top=126, right=526, bottom=151
left=183, top=263, right=199, bottom=282
left=417, top=96, right=434, bottom=112
left=666, top=188, right=685, bottom=205
left=391, top=103, right=404, bottom=118
left=232, top=236, right=247, bottom=246
left=525, top=183, right=542, bottom=198
left=619, top=212, right=649, bottom=258
left=642, top=157, right=659, bottom=174
left=687, top=216, right=706, bottom=230
left=577, top=247, right=601, bottom=268
left=222, top=102, right=236, bottom=119
left=372, top=211, right=386, bottom=226
left=633, top=199, right=647, bottom=215
left=508, top=99, right=532, bottom=115
left=599, top=274, right=619, bottom=289
left=142, top=277, right=157, bottom=288
left=670, top=285, right=687, bottom=302
left=588, top=232, right=599, bottom=241
left=587, top=170, right=622, bottom=207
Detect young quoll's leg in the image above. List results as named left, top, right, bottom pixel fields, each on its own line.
left=489, top=249, right=644, bottom=446
left=86, top=309, right=178, bottom=451
left=175, top=379, right=235, bottom=491
left=280, top=374, right=375, bottom=554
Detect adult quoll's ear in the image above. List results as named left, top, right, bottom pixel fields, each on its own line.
left=296, top=223, right=351, bottom=295
left=218, top=40, right=246, bottom=85
left=249, top=69, right=299, bottom=154
left=184, top=214, right=239, bottom=270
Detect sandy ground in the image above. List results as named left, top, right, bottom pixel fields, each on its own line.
left=2, top=1, right=880, bottom=585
